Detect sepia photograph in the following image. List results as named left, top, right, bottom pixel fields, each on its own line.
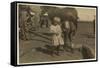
left=11, top=2, right=97, bottom=66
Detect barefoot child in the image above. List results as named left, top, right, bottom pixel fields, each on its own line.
left=50, top=17, right=64, bottom=56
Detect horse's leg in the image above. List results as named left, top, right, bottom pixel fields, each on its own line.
left=73, top=21, right=78, bottom=36
left=68, top=31, right=72, bottom=42
left=63, top=32, right=67, bottom=48
left=72, top=30, right=76, bottom=37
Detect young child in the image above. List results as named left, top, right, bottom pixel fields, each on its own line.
left=50, top=17, right=64, bottom=56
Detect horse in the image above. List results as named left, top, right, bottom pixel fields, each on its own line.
left=40, top=7, right=78, bottom=48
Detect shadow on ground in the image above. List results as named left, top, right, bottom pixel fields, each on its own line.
left=35, top=45, right=54, bottom=56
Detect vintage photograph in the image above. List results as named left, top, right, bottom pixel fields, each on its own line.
left=16, top=2, right=97, bottom=65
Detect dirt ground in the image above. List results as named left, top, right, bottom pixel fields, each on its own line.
left=19, top=22, right=96, bottom=64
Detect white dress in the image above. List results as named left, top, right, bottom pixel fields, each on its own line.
left=50, top=24, right=64, bottom=46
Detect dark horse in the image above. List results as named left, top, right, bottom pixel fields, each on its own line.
left=50, top=8, right=78, bottom=51
left=60, top=8, right=78, bottom=51
left=40, top=6, right=78, bottom=48
left=61, top=8, right=78, bottom=37
left=46, top=7, right=78, bottom=42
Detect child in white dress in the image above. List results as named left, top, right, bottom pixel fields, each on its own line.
left=50, top=17, right=64, bottom=55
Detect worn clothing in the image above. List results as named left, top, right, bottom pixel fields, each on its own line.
left=65, top=21, right=70, bottom=29
left=61, top=21, right=71, bottom=48
left=50, top=24, right=64, bottom=46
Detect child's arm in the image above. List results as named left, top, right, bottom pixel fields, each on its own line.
left=49, top=25, right=58, bottom=35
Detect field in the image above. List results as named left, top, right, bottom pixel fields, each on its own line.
left=19, top=22, right=96, bottom=64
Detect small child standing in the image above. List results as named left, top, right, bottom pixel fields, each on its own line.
left=50, top=17, right=64, bottom=56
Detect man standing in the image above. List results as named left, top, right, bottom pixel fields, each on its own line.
left=61, top=20, right=74, bottom=53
